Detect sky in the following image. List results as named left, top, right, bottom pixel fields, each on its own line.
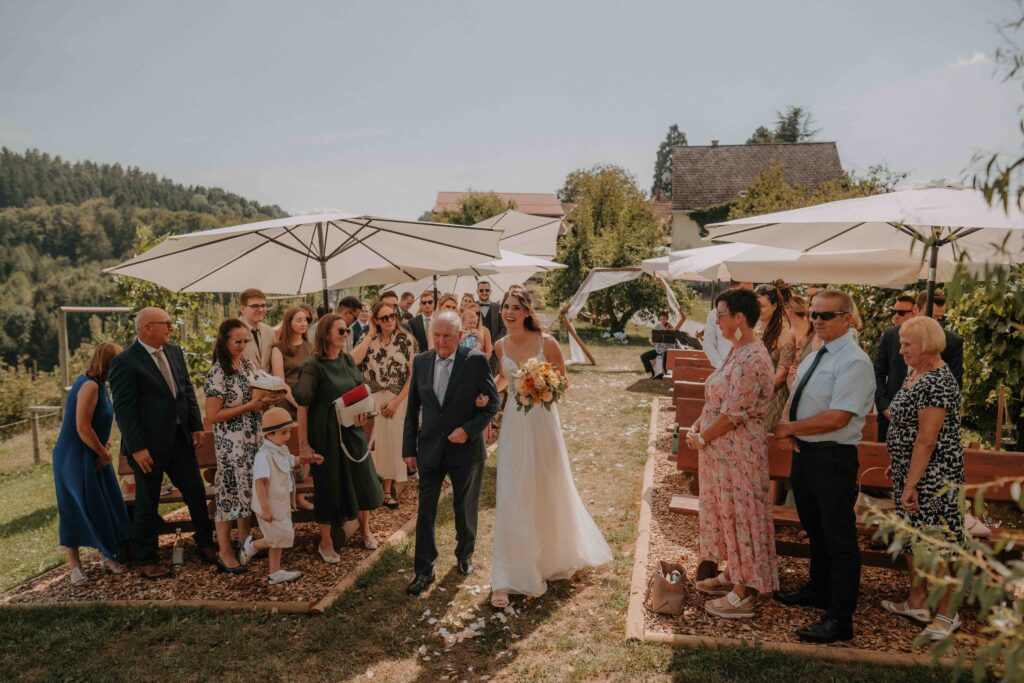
left=1, top=0, right=1020, bottom=219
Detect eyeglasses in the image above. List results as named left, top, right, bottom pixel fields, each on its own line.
left=376, top=313, right=397, bottom=322
left=809, top=311, right=847, bottom=321
left=244, top=303, right=268, bottom=310
left=890, top=308, right=914, bottom=317
left=230, top=339, right=252, bottom=346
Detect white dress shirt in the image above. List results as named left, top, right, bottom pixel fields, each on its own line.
left=702, top=307, right=731, bottom=369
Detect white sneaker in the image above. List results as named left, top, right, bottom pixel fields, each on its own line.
left=268, top=569, right=302, bottom=586
left=238, top=534, right=256, bottom=566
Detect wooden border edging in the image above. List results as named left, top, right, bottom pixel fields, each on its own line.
left=0, top=598, right=313, bottom=613
left=625, top=397, right=661, bottom=640
left=626, top=398, right=962, bottom=670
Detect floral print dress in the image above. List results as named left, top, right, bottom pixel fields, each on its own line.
left=360, top=331, right=416, bottom=482
left=696, top=340, right=779, bottom=593
left=204, top=359, right=261, bottom=522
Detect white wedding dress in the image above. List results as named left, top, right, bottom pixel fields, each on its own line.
left=491, top=335, right=613, bottom=597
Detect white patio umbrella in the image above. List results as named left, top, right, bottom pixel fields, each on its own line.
left=721, top=248, right=960, bottom=288
left=387, top=250, right=566, bottom=313
left=472, top=210, right=564, bottom=258
left=665, top=243, right=797, bottom=281
left=707, top=180, right=1024, bottom=313
left=104, top=209, right=503, bottom=307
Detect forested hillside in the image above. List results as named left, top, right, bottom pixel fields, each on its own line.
left=0, top=148, right=286, bottom=369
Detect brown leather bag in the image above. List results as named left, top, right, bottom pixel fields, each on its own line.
left=644, top=560, right=688, bottom=616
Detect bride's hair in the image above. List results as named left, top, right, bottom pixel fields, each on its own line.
left=501, top=286, right=540, bottom=332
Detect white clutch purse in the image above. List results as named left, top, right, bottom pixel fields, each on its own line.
left=332, top=383, right=377, bottom=428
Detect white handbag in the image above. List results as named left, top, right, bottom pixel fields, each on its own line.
left=332, top=384, right=377, bottom=463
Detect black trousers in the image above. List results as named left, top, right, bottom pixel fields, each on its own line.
left=413, top=452, right=483, bottom=576
left=640, top=348, right=662, bottom=375
left=127, top=427, right=214, bottom=565
left=790, top=442, right=861, bottom=623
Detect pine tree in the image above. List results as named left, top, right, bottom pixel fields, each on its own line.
left=651, top=124, right=688, bottom=195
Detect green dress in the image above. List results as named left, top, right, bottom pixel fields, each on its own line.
left=294, top=353, right=383, bottom=526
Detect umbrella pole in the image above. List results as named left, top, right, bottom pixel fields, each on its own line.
left=432, top=275, right=438, bottom=305
left=925, top=234, right=939, bottom=317
left=320, top=259, right=330, bottom=311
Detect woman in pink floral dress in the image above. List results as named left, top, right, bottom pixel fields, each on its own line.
left=685, top=288, right=779, bottom=619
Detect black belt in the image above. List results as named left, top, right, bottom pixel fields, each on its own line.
left=794, top=439, right=854, bottom=451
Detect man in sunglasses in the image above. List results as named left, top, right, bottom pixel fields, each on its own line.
left=239, top=288, right=274, bottom=371
left=476, top=282, right=506, bottom=370
left=773, top=290, right=875, bottom=644
left=410, top=290, right=435, bottom=352
left=873, top=291, right=963, bottom=441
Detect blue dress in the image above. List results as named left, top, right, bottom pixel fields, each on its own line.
left=52, top=375, right=132, bottom=559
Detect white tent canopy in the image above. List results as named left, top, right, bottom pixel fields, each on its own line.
left=104, top=209, right=502, bottom=305
left=472, top=210, right=564, bottom=259
left=707, top=181, right=1024, bottom=309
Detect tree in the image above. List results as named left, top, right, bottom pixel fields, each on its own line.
left=429, top=192, right=515, bottom=225
left=651, top=124, right=688, bottom=196
left=551, top=165, right=690, bottom=332
left=746, top=105, right=821, bottom=144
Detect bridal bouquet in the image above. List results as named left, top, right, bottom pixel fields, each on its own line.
left=513, top=358, right=568, bottom=413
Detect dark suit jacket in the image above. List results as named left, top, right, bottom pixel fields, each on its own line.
left=410, top=314, right=430, bottom=353
left=477, top=301, right=506, bottom=345
left=109, top=341, right=203, bottom=459
left=402, top=346, right=499, bottom=469
left=351, top=320, right=367, bottom=346
left=873, top=324, right=964, bottom=414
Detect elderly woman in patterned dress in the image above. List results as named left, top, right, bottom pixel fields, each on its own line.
left=205, top=318, right=280, bottom=573
left=880, top=315, right=965, bottom=642
left=686, top=288, right=778, bottom=619
left=351, top=300, right=417, bottom=509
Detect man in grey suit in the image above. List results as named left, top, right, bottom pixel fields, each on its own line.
left=402, top=312, right=499, bottom=595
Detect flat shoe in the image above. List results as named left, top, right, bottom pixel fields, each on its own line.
left=880, top=599, right=930, bottom=625
left=318, top=546, right=341, bottom=564
left=362, top=533, right=379, bottom=550
left=69, top=566, right=88, bottom=586
left=491, top=590, right=510, bottom=608
left=922, top=613, right=961, bottom=641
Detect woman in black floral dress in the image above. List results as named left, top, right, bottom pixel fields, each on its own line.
left=205, top=319, right=280, bottom=572
left=880, top=316, right=964, bottom=641
left=351, top=300, right=417, bottom=508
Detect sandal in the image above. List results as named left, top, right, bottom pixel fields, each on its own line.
left=384, top=489, right=399, bottom=509
left=491, top=590, right=510, bottom=609
left=695, top=572, right=733, bottom=596
left=880, top=599, right=931, bottom=625
left=921, top=613, right=961, bottom=641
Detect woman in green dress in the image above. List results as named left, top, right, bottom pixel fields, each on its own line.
left=294, top=314, right=384, bottom=563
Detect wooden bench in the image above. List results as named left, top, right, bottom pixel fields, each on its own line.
left=671, top=431, right=1024, bottom=567
left=118, top=429, right=319, bottom=536
left=664, top=350, right=712, bottom=380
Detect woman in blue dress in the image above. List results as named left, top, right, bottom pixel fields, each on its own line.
left=53, top=342, right=133, bottom=585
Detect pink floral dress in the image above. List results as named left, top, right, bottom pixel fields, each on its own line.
left=696, top=340, right=779, bottom=593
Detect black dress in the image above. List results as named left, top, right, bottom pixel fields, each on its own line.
left=885, top=365, right=964, bottom=552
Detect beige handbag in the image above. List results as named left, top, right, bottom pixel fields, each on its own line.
left=855, top=466, right=896, bottom=518
left=644, top=560, right=688, bottom=617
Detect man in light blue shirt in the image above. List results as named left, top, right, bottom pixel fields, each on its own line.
left=773, top=290, right=875, bottom=644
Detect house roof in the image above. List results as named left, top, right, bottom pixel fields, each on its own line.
left=671, top=142, right=843, bottom=211
left=433, top=192, right=565, bottom=218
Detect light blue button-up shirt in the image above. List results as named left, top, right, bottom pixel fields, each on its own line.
left=791, top=330, right=875, bottom=445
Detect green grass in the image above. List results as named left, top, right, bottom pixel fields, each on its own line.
left=0, top=464, right=64, bottom=591
left=0, top=340, right=972, bottom=681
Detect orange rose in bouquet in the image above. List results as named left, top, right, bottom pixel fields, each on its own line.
left=513, top=358, right=567, bottom=413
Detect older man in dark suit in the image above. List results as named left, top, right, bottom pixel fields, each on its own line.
left=109, top=307, right=217, bottom=578
left=402, top=311, right=499, bottom=595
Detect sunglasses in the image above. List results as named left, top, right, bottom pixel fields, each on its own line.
left=809, top=311, right=847, bottom=321
left=376, top=313, right=397, bottom=322
left=890, top=308, right=914, bottom=316
left=933, top=298, right=947, bottom=306
left=420, top=300, right=434, bottom=306
left=478, top=288, right=490, bottom=293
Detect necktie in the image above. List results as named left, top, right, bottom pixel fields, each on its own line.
left=434, top=356, right=452, bottom=404
left=152, top=348, right=178, bottom=398
left=251, top=325, right=261, bottom=353
left=788, top=346, right=828, bottom=422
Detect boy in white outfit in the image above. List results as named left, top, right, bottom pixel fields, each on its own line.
left=239, top=407, right=322, bottom=585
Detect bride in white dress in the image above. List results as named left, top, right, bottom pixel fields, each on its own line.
left=489, top=287, right=612, bottom=608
